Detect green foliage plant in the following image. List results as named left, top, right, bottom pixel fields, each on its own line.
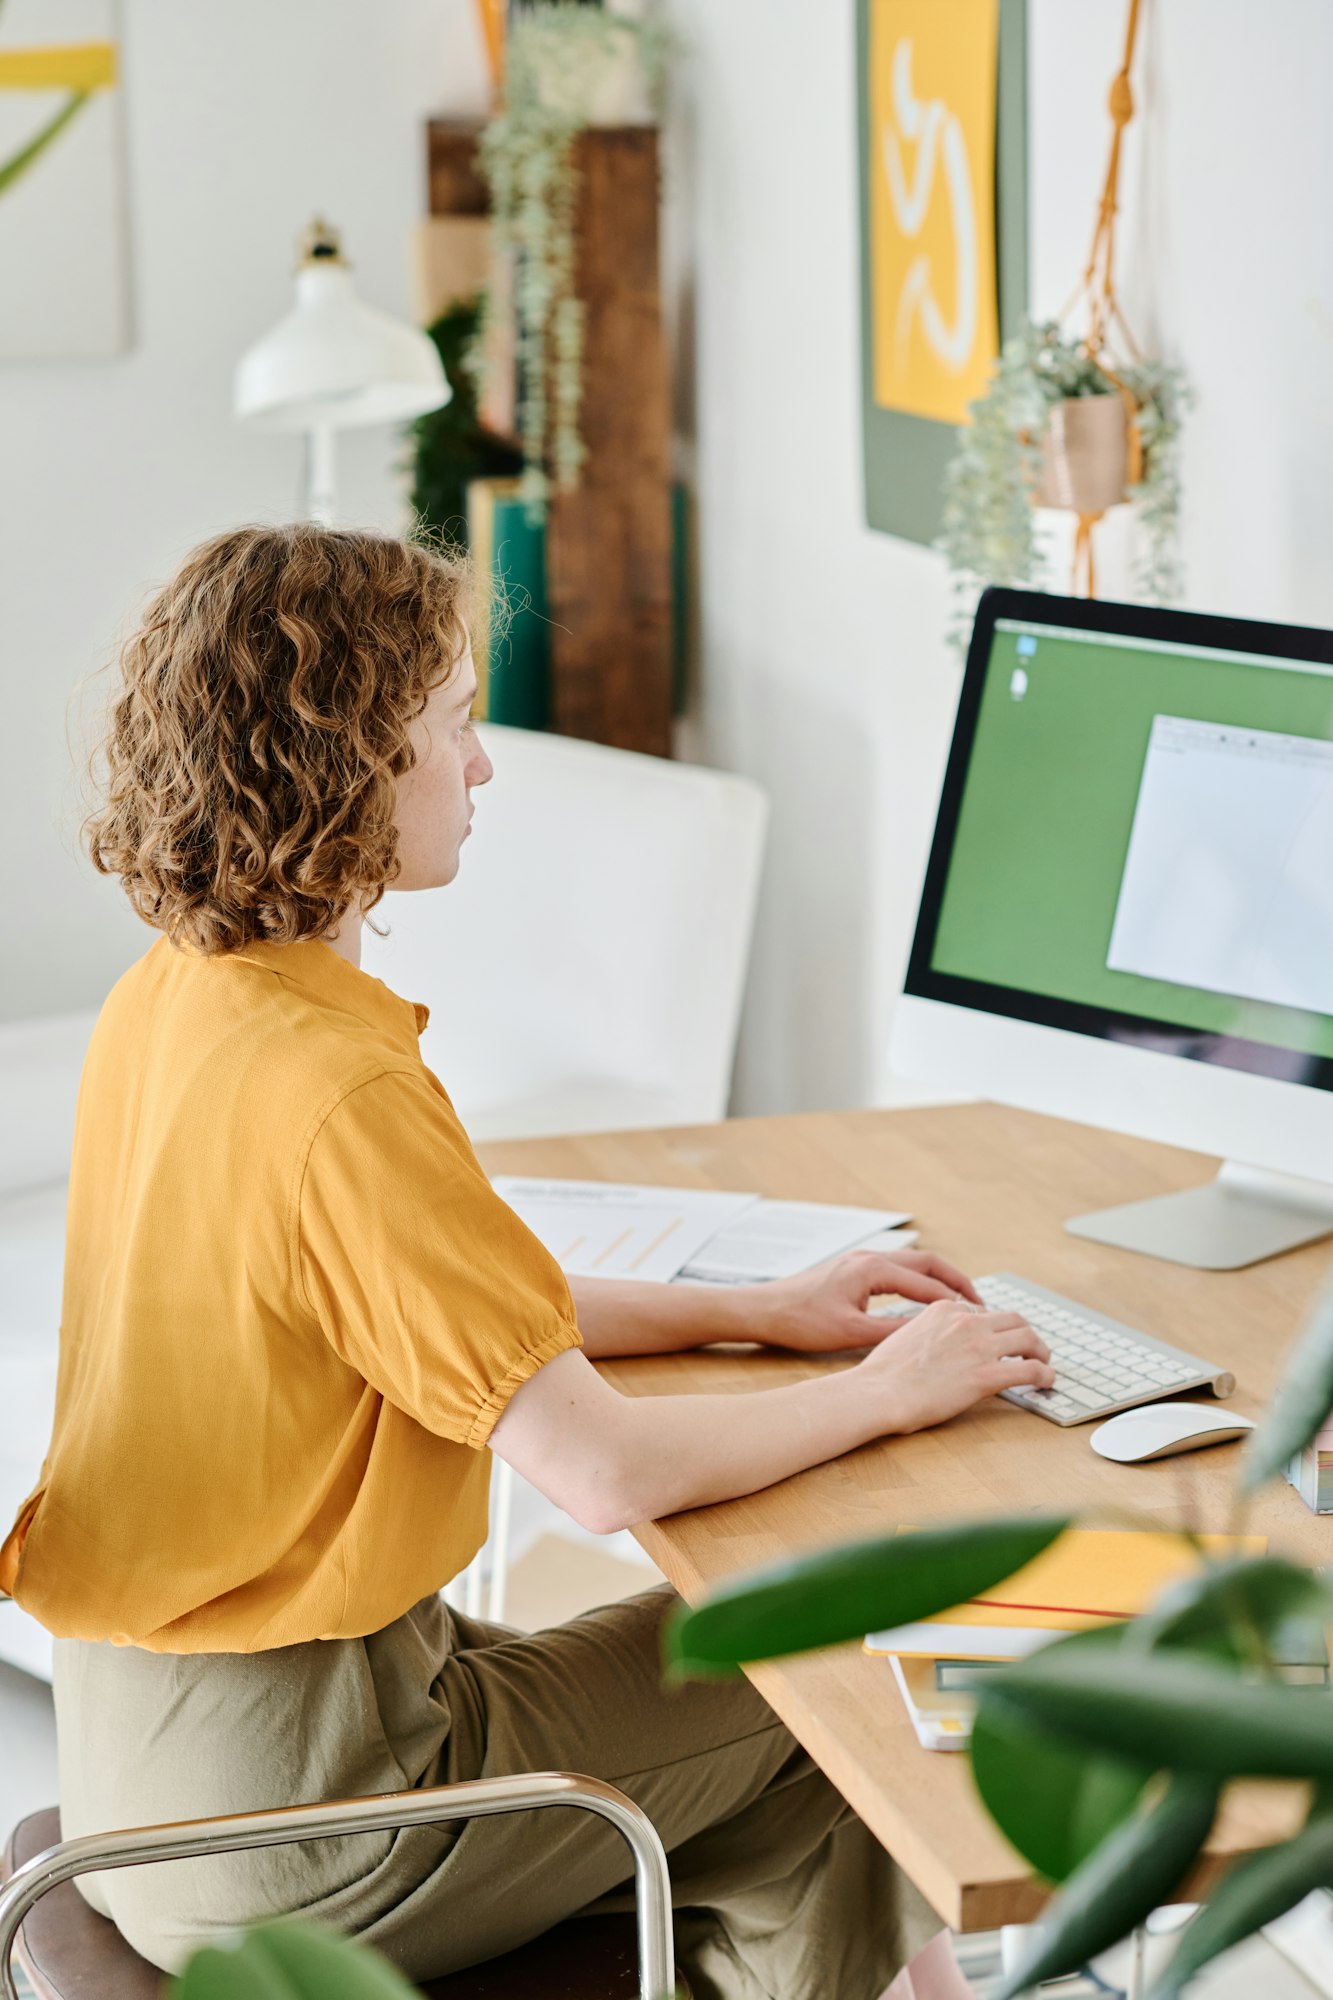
left=665, top=1280, right=1333, bottom=1998
left=404, top=295, right=523, bottom=551
left=938, top=319, right=1190, bottom=654
left=171, top=1903, right=686, bottom=2000
left=173, top=1917, right=421, bottom=1998
left=477, top=2, right=674, bottom=515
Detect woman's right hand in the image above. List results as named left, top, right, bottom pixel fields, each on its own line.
left=857, top=1302, right=1054, bottom=1435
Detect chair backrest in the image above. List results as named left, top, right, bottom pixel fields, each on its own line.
left=363, top=728, right=768, bottom=1138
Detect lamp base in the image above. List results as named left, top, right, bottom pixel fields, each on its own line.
left=304, top=423, right=336, bottom=525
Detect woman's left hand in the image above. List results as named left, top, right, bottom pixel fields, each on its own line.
left=757, top=1248, right=983, bottom=1353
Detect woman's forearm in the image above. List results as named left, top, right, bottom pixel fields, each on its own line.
left=568, top=1274, right=781, bottom=1356
left=491, top=1308, right=1051, bottom=1535
left=608, top=1368, right=885, bottom=1526
left=491, top=1347, right=886, bottom=1534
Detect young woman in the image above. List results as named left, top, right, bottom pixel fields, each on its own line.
left=0, top=526, right=1050, bottom=2000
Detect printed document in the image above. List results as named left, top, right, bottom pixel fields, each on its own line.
left=492, top=1178, right=913, bottom=1287
left=489, top=1178, right=757, bottom=1284
left=676, top=1200, right=912, bottom=1285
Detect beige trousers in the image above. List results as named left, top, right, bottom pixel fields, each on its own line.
left=53, top=1587, right=936, bottom=1999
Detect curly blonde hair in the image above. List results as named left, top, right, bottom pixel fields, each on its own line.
left=85, top=524, right=473, bottom=954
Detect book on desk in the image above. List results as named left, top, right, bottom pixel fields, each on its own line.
left=867, top=1528, right=1267, bottom=1750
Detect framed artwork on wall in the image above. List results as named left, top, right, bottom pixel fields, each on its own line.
left=857, top=0, right=1028, bottom=546
left=0, top=0, right=130, bottom=358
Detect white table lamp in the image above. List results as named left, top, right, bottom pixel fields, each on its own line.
left=234, top=219, right=450, bottom=524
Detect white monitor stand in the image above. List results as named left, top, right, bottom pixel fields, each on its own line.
left=892, top=997, right=1333, bottom=1272
left=1066, top=1163, right=1333, bottom=1269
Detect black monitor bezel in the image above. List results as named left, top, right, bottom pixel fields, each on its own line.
left=902, top=586, right=1333, bottom=1093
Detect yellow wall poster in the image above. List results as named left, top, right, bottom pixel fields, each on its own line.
left=868, top=0, right=1000, bottom=427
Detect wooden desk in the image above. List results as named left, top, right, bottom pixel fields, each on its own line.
left=478, top=1102, right=1333, bottom=1931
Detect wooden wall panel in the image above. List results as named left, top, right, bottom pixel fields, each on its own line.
left=546, top=127, right=673, bottom=757
left=426, top=118, right=490, bottom=217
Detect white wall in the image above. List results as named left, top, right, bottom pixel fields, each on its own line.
left=668, top=0, right=1333, bottom=1113
left=7, top=2, right=1333, bottom=1122
left=0, top=1, right=489, bottom=1022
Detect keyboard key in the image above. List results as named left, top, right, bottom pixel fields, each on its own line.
left=986, top=1273, right=1224, bottom=1428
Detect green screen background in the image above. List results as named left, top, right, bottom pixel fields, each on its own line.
left=930, top=623, right=1333, bottom=1060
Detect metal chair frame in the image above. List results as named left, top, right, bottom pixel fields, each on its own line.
left=0, top=1772, right=675, bottom=2000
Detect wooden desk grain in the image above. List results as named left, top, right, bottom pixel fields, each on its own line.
left=478, top=1103, right=1333, bottom=1930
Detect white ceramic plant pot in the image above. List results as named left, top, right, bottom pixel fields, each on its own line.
left=1033, top=394, right=1130, bottom=514
left=536, top=40, right=653, bottom=128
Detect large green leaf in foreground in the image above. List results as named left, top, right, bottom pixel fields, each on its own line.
left=1242, top=1280, right=1333, bottom=1492
left=175, top=1921, right=420, bottom=2000
left=991, top=1774, right=1219, bottom=2000
left=983, top=1646, right=1333, bottom=1779
left=1151, top=1801, right=1333, bottom=1998
left=664, top=1514, right=1071, bottom=1677
left=970, top=1628, right=1150, bottom=1883
left=1135, top=1555, right=1333, bottom=1662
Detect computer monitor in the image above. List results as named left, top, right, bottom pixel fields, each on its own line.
left=891, top=587, right=1333, bottom=1270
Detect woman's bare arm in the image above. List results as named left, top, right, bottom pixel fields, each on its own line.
left=567, top=1247, right=984, bottom=1359
left=489, top=1303, right=1052, bottom=1534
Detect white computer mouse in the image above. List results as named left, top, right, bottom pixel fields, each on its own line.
left=1090, top=1401, right=1257, bottom=1464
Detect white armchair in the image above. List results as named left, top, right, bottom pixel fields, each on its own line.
left=363, top=725, right=769, bottom=1140
left=365, top=727, right=770, bottom=1620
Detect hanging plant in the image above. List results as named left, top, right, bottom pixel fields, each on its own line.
left=939, top=319, right=1190, bottom=650
left=477, top=3, right=674, bottom=515
left=938, top=0, right=1191, bottom=651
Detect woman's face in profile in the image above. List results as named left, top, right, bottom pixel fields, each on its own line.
left=393, top=640, right=493, bottom=890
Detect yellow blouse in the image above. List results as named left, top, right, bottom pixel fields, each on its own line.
left=0, top=937, right=581, bottom=1652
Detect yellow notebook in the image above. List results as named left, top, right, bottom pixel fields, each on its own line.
left=865, top=1529, right=1266, bottom=1662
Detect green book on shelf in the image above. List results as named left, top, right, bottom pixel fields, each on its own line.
left=468, top=476, right=689, bottom=731
left=467, top=477, right=549, bottom=731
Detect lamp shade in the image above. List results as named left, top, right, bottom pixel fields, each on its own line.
left=235, top=235, right=450, bottom=434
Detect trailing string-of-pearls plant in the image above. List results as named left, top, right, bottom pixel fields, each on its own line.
left=478, top=5, right=674, bottom=515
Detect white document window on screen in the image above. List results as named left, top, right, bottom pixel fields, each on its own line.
left=1106, top=715, right=1333, bottom=1018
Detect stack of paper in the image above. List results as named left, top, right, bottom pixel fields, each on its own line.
left=489, top=1179, right=756, bottom=1284
left=676, top=1200, right=913, bottom=1284
left=490, top=1177, right=913, bottom=1286
left=886, top=1655, right=1005, bottom=1753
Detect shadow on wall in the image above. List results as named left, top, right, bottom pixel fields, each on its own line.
left=730, top=686, right=876, bottom=1116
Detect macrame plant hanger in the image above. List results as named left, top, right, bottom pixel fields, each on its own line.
left=1060, top=0, right=1145, bottom=597
left=474, top=0, right=505, bottom=98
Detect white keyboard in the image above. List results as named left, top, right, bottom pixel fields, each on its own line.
left=977, top=1274, right=1235, bottom=1428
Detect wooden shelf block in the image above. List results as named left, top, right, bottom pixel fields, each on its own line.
left=547, top=126, right=673, bottom=758
left=427, top=118, right=490, bottom=217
